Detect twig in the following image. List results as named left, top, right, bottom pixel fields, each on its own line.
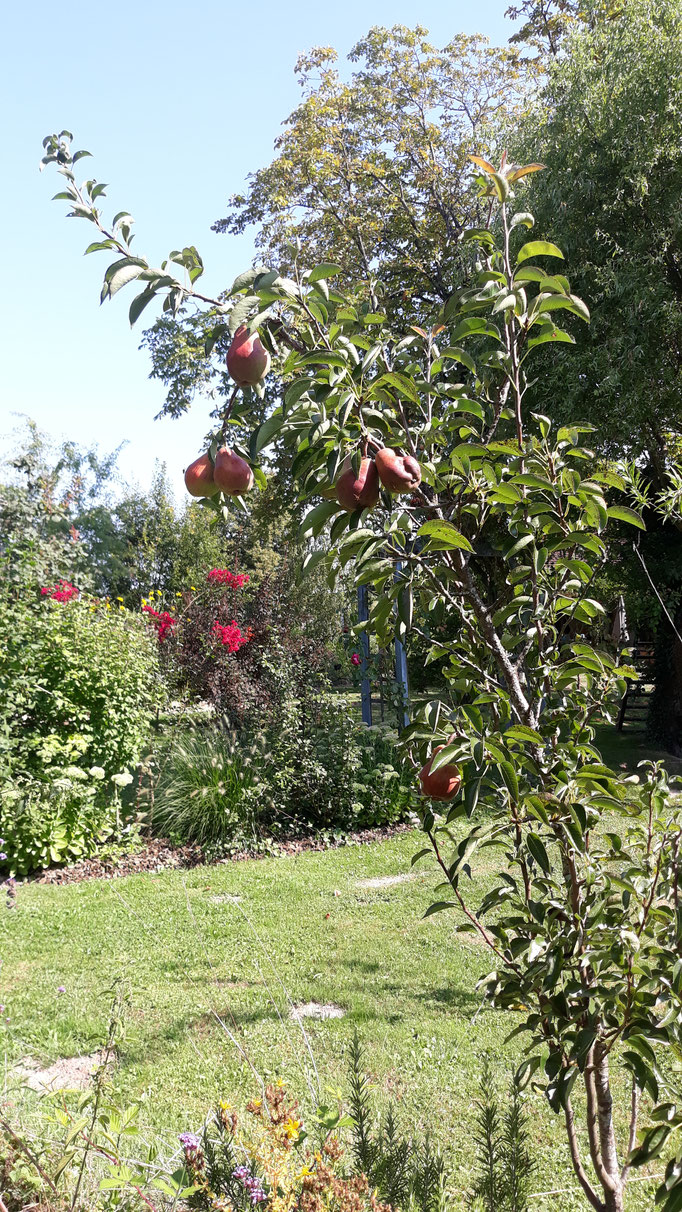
left=0, top=1117, right=60, bottom=1196
left=633, top=540, right=682, bottom=645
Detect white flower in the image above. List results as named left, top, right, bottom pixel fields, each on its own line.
left=89, top=766, right=105, bottom=780
left=111, top=771, right=133, bottom=788
left=65, top=766, right=87, bottom=781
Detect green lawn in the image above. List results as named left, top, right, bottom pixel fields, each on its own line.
left=1, top=818, right=664, bottom=1209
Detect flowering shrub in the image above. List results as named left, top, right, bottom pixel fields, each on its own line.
left=176, top=1082, right=391, bottom=1212
left=142, top=601, right=178, bottom=641
left=148, top=572, right=335, bottom=729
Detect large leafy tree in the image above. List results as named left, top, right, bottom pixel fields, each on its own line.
left=140, top=26, right=539, bottom=426
left=510, top=0, right=682, bottom=463
left=213, top=26, right=538, bottom=312
left=507, top=0, right=682, bottom=748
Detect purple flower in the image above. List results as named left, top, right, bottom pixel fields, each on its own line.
left=179, top=1132, right=201, bottom=1151
left=0, top=855, right=6, bottom=862
left=233, top=1166, right=267, bottom=1203
left=57, top=985, right=66, bottom=994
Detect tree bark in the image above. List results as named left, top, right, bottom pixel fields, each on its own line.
left=594, top=1045, right=625, bottom=1212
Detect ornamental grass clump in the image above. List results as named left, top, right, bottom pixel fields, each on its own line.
left=154, top=725, right=273, bottom=850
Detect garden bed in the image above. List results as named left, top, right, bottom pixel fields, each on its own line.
left=29, top=823, right=413, bottom=886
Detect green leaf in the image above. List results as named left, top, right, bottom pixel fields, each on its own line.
left=101, top=257, right=148, bottom=302
left=505, top=725, right=543, bottom=745
left=299, top=500, right=342, bottom=539
left=423, top=902, right=457, bottom=918
left=517, top=241, right=564, bottom=265
left=416, top=521, right=474, bottom=552
left=505, top=534, right=534, bottom=560
left=533, top=294, right=590, bottom=323
left=250, top=409, right=283, bottom=458
left=607, top=506, right=645, bottom=530
left=308, top=263, right=343, bottom=282
left=429, top=744, right=460, bottom=773
left=129, top=286, right=158, bottom=327
left=526, top=326, right=575, bottom=349
left=296, top=352, right=349, bottom=369
left=229, top=266, right=268, bottom=295
left=374, top=372, right=418, bottom=404
left=441, top=346, right=477, bottom=374
left=527, top=832, right=550, bottom=873
left=84, top=239, right=116, bottom=254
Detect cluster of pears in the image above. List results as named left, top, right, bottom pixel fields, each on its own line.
left=332, top=448, right=422, bottom=510
left=185, top=323, right=422, bottom=511
left=184, top=326, right=269, bottom=498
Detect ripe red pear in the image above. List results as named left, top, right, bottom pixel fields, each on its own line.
left=336, top=457, right=380, bottom=512
left=184, top=453, right=219, bottom=498
left=419, top=748, right=462, bottom=802
left=213, top=446, right=254, bottom=495
left=226, top=325, right=271, bottom=386
left=375, top=447, right=422, bottom=493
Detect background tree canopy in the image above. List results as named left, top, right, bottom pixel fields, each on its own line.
left=510, top=0, right=682, bottom=463
left=212, top=26, right=539, bottom=313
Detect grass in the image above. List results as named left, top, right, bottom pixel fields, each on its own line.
left=2, top=723, right=677, bottom=1209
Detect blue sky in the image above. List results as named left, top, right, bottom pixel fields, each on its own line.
left=1, top=0, right=515, bottom=502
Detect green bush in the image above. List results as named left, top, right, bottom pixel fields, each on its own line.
left=267, top=691, right=410, bottom=833
left=153, top=696, right=411, bottom=852
left=0, top=589, right=160, bottom=873
left=0, top=782, right=125, bottom=876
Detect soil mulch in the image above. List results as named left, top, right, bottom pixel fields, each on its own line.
left=31, top=824, right=413, bottom=887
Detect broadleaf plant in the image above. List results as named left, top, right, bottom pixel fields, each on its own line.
left=42, top=131, right=682, bottom=1212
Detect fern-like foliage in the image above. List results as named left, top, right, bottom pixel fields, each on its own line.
left=347, top=1032, right=446, bottom=1212
left=500, top=1078, right=534, bottom=1212
left=471, top=1056, right=502, bottom=1212
left=469, top=1059, right=534, bottom=1212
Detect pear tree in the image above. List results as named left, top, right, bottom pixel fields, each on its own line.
left=42, top=131, right=682, bottom=1212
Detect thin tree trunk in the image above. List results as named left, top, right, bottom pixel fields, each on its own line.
left=594, top=1046, right=625, bottom=1212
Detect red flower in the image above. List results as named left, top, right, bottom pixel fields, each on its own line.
left=207, top=569, right=249, bottom=589
left=142, top=603, right=176, bottom=642
left=40, top=580, right=79, bottom=602
left=211, top=620, right=249, bottom=652
left=351, top=653, right=361, bottom=666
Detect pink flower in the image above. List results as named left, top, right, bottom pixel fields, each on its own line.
left=212, top=620, right=249, bottom=652
left=41, top=580, right=79, bottom=602
left=142, top=604, right=176, bottom=642
left=351, top=653, right=361, bottom=666
left=207, top=569, right=249, bottom=588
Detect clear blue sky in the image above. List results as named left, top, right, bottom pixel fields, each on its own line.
left=1, top=0, right=515, bottom=503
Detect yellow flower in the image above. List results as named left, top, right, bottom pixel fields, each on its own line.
left=297, top=1165, right=312, bottom=1179
left=284, top=1118, right=301, bottom=1140
left=116, top=596, right=123, bottom=602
